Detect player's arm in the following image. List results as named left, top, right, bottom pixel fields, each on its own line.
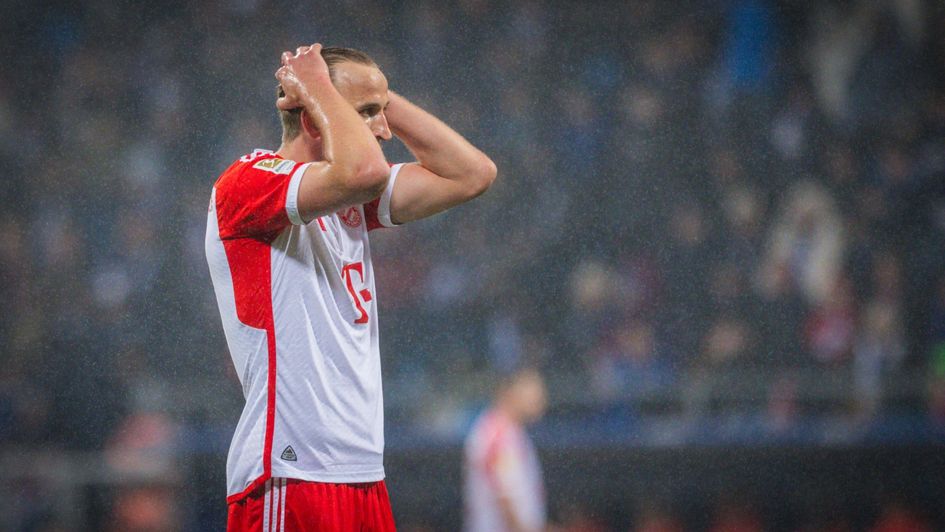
left=276, top=44, right=390, bottom=221
left=497, top=495, right=532, bottom=532
left=485, top=439, right=537, bottom=532
left=384, top=91, right=497, bottom=224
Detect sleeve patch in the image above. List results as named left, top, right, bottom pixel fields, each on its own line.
left=253, top=158, right=295, bottom=175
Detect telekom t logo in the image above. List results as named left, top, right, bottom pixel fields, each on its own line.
left=341, top=262, right=372, bottom=324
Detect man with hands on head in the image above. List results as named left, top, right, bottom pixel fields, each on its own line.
left=205, top=43, right=496, bottom=531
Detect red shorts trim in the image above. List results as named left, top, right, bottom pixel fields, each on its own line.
left=227, top=478, right=396, bottom=532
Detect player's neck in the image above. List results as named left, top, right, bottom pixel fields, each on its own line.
left=276, top=136, right=324, bottom=163
left=494, top=400, right=522, bottom=426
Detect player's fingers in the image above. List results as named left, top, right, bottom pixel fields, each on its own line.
left=296, top=45, right=310, bottom=57
left=276, top=86, right=300, bottom=107
left=276, top=97, right=295, bottom=111
left=281, top=51, right=292, bottom=66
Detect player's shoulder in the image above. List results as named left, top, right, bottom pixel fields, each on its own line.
left=214, top=149, right=297, bottom=191
left=472, top=409, right=512, bottom=441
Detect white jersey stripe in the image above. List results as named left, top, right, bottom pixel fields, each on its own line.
left=278, top=478, right=286, bottom=532
left=271, top=479, right=277, bottom=532
left=263, top=478, right=272, bottom=532
left=274, top=478, right=281, bottom=532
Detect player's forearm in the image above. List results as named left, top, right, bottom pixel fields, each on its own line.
left=304, top=79, right=389, bottom=189
left=386, top=91, right=496, bottom=190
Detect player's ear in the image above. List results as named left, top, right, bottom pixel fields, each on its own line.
left=300, top=111, right=321, bottom=140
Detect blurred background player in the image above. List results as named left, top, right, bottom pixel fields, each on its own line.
left=464, top=367, right=549, bottom=532
left=207, top=44, right=496, bottom=530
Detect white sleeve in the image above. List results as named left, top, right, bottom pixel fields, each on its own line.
left=376, top=163, right=403, bottom=228
left=285, top=162, right=312, bottom=225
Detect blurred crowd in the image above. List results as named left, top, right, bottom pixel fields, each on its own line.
left=552, top=495, right=937, bottom=532
left=1, top=0, right=945, bottom=529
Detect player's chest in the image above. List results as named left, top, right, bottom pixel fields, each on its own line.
left=305, top=206, right=368, bottom=263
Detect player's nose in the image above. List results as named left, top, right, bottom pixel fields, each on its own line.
left=374, top=113, right=392, bottom=141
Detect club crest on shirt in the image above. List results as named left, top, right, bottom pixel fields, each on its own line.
left=338, top=207, right=362, bottom=228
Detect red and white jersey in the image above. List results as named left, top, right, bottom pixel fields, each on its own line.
left=205, top=149, right=403, bottom=503
left=463, top=409, right=546, bottom=532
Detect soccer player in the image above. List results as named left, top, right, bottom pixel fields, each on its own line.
left=206, top=43, right=496, bottom=531
left=463, top=368, right=549, bottom=532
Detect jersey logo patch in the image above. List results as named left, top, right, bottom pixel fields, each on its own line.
left=280, top=445, right=297, bottom=461
left=338, top=207, right=362, bottom=228
left=253, top=158, right=294, bottom=175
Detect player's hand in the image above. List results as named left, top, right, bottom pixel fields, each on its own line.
left=275, top=43, right=331, bottom=111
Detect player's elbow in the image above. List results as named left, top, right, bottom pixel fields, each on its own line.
left=346, top=160, right=391, bottom=198
left=466, top=155, right=497, bottom=198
